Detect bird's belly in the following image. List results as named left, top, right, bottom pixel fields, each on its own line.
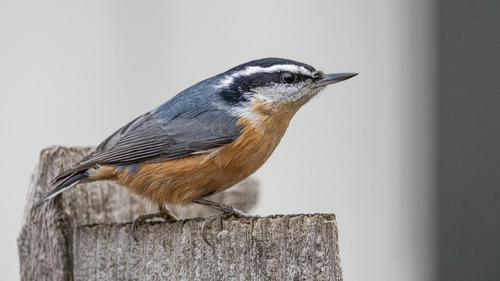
left=99, top=119, right=286, bottom=205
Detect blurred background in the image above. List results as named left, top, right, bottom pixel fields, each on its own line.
left=1, top=1, right=498, bottom=280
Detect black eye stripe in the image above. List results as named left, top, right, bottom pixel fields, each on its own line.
left=219, top=70, right=314, bottom=105
left=223, top=70, right=312, bottom=92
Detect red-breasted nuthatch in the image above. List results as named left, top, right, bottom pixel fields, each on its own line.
left=34, top=58, right=357, bottom=242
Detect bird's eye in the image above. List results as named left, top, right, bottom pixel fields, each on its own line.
left=281, top=72, right=297, bottom=84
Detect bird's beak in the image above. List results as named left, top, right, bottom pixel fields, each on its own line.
left=314, top=72, right=358, bottom=88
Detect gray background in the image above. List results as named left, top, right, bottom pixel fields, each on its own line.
left=1, top=1, right=436, bottom=280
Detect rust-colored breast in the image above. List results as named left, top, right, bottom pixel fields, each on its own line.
left=95, top=99, right=298, bottom=205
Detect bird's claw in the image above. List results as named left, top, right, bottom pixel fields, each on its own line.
left=201, top=210, right=251, bottom=246
left=131, top=211, right=176, bottom=242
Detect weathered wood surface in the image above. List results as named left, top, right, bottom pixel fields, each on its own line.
left=18, top=146, right=342, bottom=281
left=75, top=214, right=341, bottom=281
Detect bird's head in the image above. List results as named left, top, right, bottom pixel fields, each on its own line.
left=213, top=58, right=357, bottom=123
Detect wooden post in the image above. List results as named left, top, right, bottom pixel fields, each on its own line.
left=18, top=146, right=342, bottom=281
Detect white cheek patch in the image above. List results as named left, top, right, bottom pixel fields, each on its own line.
left=252, top=80, right=313, bottom=103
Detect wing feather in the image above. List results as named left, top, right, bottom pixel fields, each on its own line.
left=53, top=106, right=241, bottom=183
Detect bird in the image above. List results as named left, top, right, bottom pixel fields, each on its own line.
left=34, top=57, right=357, bottom=243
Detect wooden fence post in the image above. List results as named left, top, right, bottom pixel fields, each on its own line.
left=18, top=146, right=342, bottom=281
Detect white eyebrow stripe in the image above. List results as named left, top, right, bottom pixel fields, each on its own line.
left=216, top=64, right=315, bottom=89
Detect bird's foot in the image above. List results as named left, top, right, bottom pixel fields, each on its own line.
left=195, top=200, right=252, bottom=246
left=131, top=209, right=177, bottom=242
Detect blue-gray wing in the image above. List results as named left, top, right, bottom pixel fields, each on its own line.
left=98, top=110, right=240, bottom=163
left=52, top=108, right=241, bottom=182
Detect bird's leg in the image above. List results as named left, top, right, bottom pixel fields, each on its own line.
left=131, top=203, right=177, bottom=242
left=193, top=198, right=249, bottom=217
left=193, top=198, right=251, bottom=246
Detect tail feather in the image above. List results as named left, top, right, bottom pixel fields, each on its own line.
left=33, top=171, right=88, bottom=209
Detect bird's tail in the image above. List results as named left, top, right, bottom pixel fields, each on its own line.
left=32, top=170, right=88, bottom=209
